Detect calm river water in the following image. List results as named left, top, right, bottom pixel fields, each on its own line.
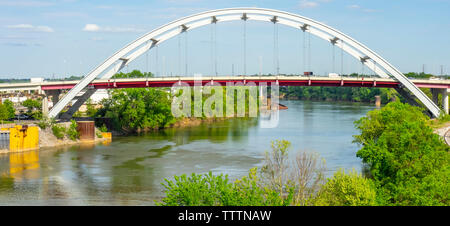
left=0, top=100, right=374, bottom=205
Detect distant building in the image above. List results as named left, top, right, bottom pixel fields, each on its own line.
left=90, top=89, right=110, bottom=103
left=2, top=96, right=27, bottom=103
left=30, top=78, right=44, bottom=83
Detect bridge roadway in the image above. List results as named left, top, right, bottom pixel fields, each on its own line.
left=1, top=76, right=450, bottom=92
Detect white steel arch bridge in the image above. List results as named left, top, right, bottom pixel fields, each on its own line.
left=48, top=7, right=442, bottom=118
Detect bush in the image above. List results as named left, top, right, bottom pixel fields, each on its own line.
left=157, top=172, right=234, bottom=206
left=354, top=101, right=450, bottom=205
left=99, top=124, right=108, bottom=132
left=67, top=120, right=80, bottom=141
left=261, top=140, right=326, bottom=206
left=156, top=169, right=289, bottom=206
left=96, top=130, right=103, bottom=138
left=313, top=169, right=377, bottom=206
left=51, top=124, right=66, bottom=139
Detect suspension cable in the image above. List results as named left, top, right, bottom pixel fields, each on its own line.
left=214, top=22, right=218, bottom=76
left=155, top=45, right=159, bottom=77
left=303, top=30, right=306, bottom=74
left=308, top=31, right=311, bottom=73
left=211, top=24, right=214, bottom=76
left=361, top=62, right=364, bottom=77
left=341, top=40, right=344, bottom=76
left=274, top=22, right=279, bottom=75
left=178, top=33, right=181, bottom=77
left=373, top=60, right=376, bottom=78
left=146, top=41, right=149, bottom=77
left=332, top=44, right=335, bottom=73
left=299, top=29, right=302, bottom=75
left=185, top=31, right=188, bottom=76
left=243, top=19, right=247, bottom=76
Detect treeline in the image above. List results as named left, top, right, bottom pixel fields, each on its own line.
left=96, top=70, right=260, bottom=133
left=280, top=86, right=396, bottom=104
left=280, top=72, right=447, bottom=104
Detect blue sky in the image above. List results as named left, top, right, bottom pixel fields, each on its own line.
left=0, top=0, right=449, bottom=79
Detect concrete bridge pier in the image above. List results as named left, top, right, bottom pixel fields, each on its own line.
left=42, top=97, right=48, bottom=117
left=442, top=89, right=449, bottom=115
left=44, top=90, right=61, bottom=106
left=43, top=90, right=62, bottom=115
left=430, top=88, right=449, bottom=115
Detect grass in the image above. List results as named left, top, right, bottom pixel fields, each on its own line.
left=428, top=114, right=450, bottom=129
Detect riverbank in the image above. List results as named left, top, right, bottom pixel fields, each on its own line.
left=39, top=124, right=110, bottom=149
left=0, top=121, right=111, bottom=154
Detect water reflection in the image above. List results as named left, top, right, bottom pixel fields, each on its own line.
left=0, top=100, right=374, bottom=205
left=9, top=150, right=40, bottom=180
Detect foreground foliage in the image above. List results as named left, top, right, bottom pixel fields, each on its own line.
left=157, top=140, right=375, bottom=206
left=158, top=101, right=449, bottom=206
left=354, top=101, right=449, bottom=206
left=313, top=169, right=377, bottom=206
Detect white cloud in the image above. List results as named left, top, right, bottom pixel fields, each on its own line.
left=299, top=0, right=319, bottom=9
left=0, top=0, right=54, bottom=7
left=3, top=41, right=42, bottom=47
left=82, top=24, right=145, bottom=33
left=42, top=11, right=88, bottom=18
left=83, top=24, right=100, bottom=32
left=348, top=4, right=360, bottom=9
left=347, top=4, right=378, bottom=13
left=6, top=24, right=54, bottom=32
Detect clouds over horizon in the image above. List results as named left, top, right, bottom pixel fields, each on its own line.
left=347, top=4, right=377, bottom=13
left=0, top=0, right=54, bottom=7
left=6, top=24, right=54, bottom=32
left=299, top=0, right=333, bottom=9
left=82, top=24, right=145, bottom=33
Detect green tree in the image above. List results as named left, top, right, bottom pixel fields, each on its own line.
left=22, top=99, right=42, bottom=119
left=354, top=101, right=450, bottom=206
left=313, top=169, right=377, bottom=206
left=2, top=100, right=15, bottom=119
left=96, top=87, right=174, bottom=132
left=22, top=99, right=41, bottom=112
left=0, top=103, right=9, bottom=122
left=67, top=120, right=80, bottom=141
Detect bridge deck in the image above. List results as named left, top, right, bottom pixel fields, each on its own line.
left=1, top=76, right=450, bottom=91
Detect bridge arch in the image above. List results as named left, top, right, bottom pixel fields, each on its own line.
left=49, top=7, right=441, bottom=118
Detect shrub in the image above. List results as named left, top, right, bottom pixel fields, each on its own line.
left=156, top=169, right=289, bottom=206
left=313, top=169, right=377, bottom=206
left=157, top=172, right=234, bottom=206
left=260, top=140, right=326, bottom=206
left=96, top=130, right=103, bottom=138
left=67, top=120, right=80, bottom=141
left=37, top=117, right=52, bottom=129
left=99, top=124, right=108, bottom=132
left=51, top=124, right=66, bottom=139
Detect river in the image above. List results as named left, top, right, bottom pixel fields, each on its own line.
left=0, top=100, right=375, bottom=205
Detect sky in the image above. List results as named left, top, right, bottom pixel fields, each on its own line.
left=0, top=0, right=449, bottom=79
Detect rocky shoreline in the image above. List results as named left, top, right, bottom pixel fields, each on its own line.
left=39, top=126, right=110, bottom=150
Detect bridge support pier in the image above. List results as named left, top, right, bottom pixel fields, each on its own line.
left=44, top=90, right=62, bottom=107
left=42, top=97, right=48, bottom=117
left=59, top=89, right=96, bottom=120
left=430, top=88, right=449, bottom=115
left=442, top=89, right=449, bottom=115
